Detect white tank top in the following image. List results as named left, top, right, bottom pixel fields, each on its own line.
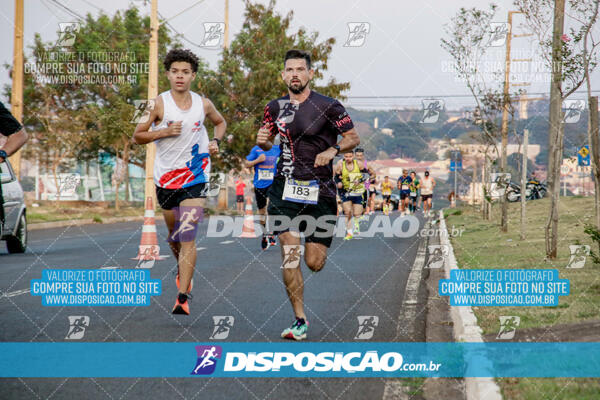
left=421, top=177, right=434, bottom=195
left=153, top=90, right=210, bottom=189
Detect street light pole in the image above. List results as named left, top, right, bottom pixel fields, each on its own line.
left=144, top=0, right=159, bottom=208
left=10, top=0, right=24, bottom=178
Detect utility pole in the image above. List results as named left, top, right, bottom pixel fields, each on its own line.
left=520, top=129, right=528, bottom=240
left=144, top=0, right=159, bottom=208
left=499, top=11, right=522, bottom=232
left=10, top=0, right=24, bottom=178
left=224, top=0, right=229, bottom=49
left=590, top=96, right=600, bottom=229
left=217, top=0, right=230, bottom=210
left=545, top=0, right=566, bottom=260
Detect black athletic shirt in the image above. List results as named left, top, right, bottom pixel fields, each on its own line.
left=0, top=101, right=22, bottom=136
left=262, top=91, right=354, bottom=198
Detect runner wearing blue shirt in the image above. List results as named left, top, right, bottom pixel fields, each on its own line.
left=397, top=169, right=412, bottom=216
left=245, top=144, right=280, bottom=249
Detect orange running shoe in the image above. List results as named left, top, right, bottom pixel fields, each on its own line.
left=172, top=293, right=190, bottom=315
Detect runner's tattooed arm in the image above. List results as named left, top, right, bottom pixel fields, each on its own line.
left=132, top=96, right=182, bottom=145
left=204, top=98, right=227, bottom=155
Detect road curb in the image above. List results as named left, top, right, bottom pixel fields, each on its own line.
left=29, top=215, right=146, bottom=231
left=439, top=210, right=503, bottom=400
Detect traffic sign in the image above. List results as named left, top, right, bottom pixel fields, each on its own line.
left=450, top=160, right=462, bottom=171
left=578, top=145, right=590, bottom=166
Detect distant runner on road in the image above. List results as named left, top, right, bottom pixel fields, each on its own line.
left=420, top=170, right=435, bottom=217
left=245, top=144, right=281, bottom=249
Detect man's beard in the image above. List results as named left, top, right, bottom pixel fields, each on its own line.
left=287, top=80, right=308, bottom=94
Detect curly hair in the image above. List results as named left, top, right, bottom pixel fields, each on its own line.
left=163, top=48, right=199, bottom=72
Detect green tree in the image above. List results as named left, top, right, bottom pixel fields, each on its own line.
left=6, top=7, right=178, bottom=207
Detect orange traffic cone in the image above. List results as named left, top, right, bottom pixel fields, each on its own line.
left=133, top=196, right=166, bottom=260
left=239, top=197, right=257, bottom=238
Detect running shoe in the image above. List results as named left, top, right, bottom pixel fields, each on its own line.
left=172, top=293, right=190, bottom=315
left=176, top=274, right=193, bottom=292
left=269, top=235, right=277, bottom=246
left=261, top=235, right=270, bottom=250
left=281, top=318, right=309, bottom=340
left=344, top=232, right=353, bottom=241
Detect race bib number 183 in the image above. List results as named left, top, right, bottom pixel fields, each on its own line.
left=282, top=179, right=319, bottom=204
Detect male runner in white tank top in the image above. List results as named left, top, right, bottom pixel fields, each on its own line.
left=133, top=49, right=227, bottom=315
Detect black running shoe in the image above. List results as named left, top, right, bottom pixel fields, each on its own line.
left=261, top=235, right=270, bottom=250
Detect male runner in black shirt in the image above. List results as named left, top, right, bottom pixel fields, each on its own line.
left=0, top=101, right=29, bottom=226
left=256, top=49, right=360, bottom=340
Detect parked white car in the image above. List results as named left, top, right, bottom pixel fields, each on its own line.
left=1, top=159, right=27, bottom=253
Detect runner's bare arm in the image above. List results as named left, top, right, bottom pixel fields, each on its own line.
left=132, top=96, right=180, bottom=145
left=243, top=153, right=266, bottom=168
left=0, top=129, right=28, bottom=162
left=204, top=98, right=227, bottom=155
left=367, top=164, right=376, bottom=180
left=257, top=123, right=274, bottom=151
left=314, top=128, right=360, bottom=168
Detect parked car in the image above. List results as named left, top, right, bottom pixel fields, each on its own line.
left=1, top=159, right=27, bottom=253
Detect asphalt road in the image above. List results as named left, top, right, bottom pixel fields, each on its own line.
left=0, top=211, right=430, bottom=400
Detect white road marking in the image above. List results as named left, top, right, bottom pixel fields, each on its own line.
left=1, top=289, right=31, bottom=298
left=219, top=240, right=235, bottom=244
left=196, top=247, right=206, bottom=251
left=382, top=220, right=429, bottom=400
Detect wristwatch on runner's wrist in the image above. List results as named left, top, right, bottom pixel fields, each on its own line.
left=212, top=137, right=221, bottom=145
left=332, top=144, right=341, bottom=155
left=0, top=149, right=7, bottom=162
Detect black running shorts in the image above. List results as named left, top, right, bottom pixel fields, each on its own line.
left=267, top=178, right=337, bottom=248
left=155, top=183, right=207, bottom=210
left=254, top=186, right=271, bottom=210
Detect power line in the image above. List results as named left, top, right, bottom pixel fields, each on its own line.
left=157, top=11, right=206, bottom=49
left=346, top=90, right=600, bottom=99
left=160, top=0, right=206, bottom=25
left=49, top=0, right=84, bottom=20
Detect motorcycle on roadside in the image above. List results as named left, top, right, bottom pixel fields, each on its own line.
left=506, top=180, right=547, bottom=202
